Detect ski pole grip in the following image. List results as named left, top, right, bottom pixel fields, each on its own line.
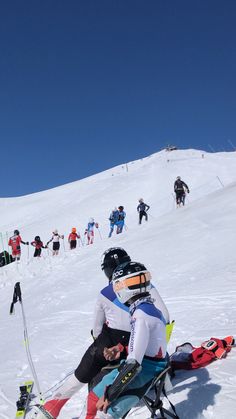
left=10, top=282, right=22, bottom=314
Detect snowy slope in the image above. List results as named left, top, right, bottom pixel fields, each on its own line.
left=0, top=149, right=236, bottom=419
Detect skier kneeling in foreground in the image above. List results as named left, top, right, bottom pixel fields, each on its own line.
left=86, top=261, right=168, bottom=419
left=29, top=249, right=169, bottom=419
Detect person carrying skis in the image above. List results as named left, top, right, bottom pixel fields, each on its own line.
left=29, top=248, right=170, bottom=419
left=8, top=229, right=29, bottom=261
left=47, top=229, right=64, bottom=255
left=87, top=260, right=168, bottom=419
left=116, top=206, right=126, bottom=234
left=84, top=218, right=99, bottom=245
left=137, top=198, right=150, bottom=224
left=174, top=176, right=189, bottom=207
left=68, top=227, right=81, bottom=249
left=31, top=236, right=47, bottom=257
left=108, top=208, right=119, bottom=238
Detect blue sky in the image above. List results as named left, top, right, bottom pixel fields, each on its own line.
left=0, top=0, right=235, bottom=196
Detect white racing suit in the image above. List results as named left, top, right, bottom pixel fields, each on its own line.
left=30, top=284, right=169, bottom=418
left=87, top=296, right=168, bottom=419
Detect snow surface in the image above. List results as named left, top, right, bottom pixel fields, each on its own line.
left=0, top=149, right=236, bottom=419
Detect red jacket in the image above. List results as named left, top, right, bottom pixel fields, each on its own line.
left=31, top=240, right=45, bottom=249
left=68, top=232, right=80, bottom=241
left=170, top=336, right=234, bottom=370
left=8, top=235, right=23, bottom=254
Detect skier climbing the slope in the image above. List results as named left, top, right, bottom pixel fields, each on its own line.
left=84, top=218, right=99, bottom=245
left=137, top=198, right=150, bottom=224
left=68, top=228, right=81, bottom=249
left=116, top=206, right=126, bottom=234
left=31, top=236, right=47, bottom=257
left=174, top=176, right=189, bottom=207
left=8, top=229, right=29, bottom=261
left=47, top=230, right=64, bottom=255
left=108, top=208, right=119, bottom=238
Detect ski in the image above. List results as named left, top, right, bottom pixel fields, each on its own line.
left=15, top=380, right=34, bottom=418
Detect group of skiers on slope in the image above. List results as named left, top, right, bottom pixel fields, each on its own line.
left=29, top=247, right=172, bottom=419
left=108, top=200, right=150, bottom=238
left=8, top=229, right=65, bottom=259
left=108, top=177, right=190, bottom=238
left=7, top=220, right=100, bottom=260
left=7, top=178, right=189, bottom=260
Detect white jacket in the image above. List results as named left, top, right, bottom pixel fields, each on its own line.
left=93, top=282, right=170, bottom=338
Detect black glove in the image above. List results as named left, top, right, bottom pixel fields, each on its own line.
left=26, top=242, right=29, bottom=245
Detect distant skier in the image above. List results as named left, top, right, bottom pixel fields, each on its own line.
left=68, top=227, right=81, bottom=249
left=84, top=218, right=99, bottom=245
left=31, top=236, right=47, bottom=257
left=8, top=229, right=29, bottom=261
left=174, top=176, right=189, bottom=207
left=47, top=229, right=64, bottom=255
left=116, top=206, right=126, bottom=234
left=108, top=207, right=119, bottom=238
left=137, top=198, right=150, bottom=224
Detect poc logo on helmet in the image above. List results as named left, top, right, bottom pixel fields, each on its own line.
left=112, top=269, right=123, bottom=279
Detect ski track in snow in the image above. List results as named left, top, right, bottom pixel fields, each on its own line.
left=0, top=149, right=236, bottom=418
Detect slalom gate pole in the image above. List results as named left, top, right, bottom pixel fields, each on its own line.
left=78, top=232, right=84, bottom=247
left=0, top=232, right=7, bottom=265
left=6, top=231, right=10, bottom=255
left=27, top=242, right=30, bottom=262
left=10, top=282, right=43, bottom=402
left=148, top=212, right=155, bottom=220
left=47, top=246, right=53, bottom=254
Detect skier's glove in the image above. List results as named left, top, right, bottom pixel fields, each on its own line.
left=26, top=242, right=29, bottom=245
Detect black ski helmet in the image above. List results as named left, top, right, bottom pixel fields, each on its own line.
left=118, top=206, right=124, bottom=211
left=14, top=229, right=20, bottom=235
left=101, top=247, right=131, bottom=281
left=35, top=236, right=40, bottom=241
left=112, top=261, right=151, bottom=305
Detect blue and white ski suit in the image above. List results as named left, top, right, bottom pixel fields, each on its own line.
left=91, top=297, right=167, bottom=418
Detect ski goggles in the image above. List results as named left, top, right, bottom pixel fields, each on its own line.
left=113, top=271, right=151, bottom=292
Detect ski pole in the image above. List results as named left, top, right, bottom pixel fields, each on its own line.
left=62, top=235, right=66, bottom=252
left=79, top=235, right=84, bottom=247
left=27, top=242, right=30, bottom=262
left=97, top=227, right=103, bottom=240
left=10, top=282, right=43, bottom=402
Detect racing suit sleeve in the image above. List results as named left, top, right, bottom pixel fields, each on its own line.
left=92, top=294, right=106, bottom=338
left=127, top=316, right=149, bottom=364
left=150, top=286, right=170, bottom=324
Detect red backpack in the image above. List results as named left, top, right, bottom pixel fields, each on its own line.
left=170, top=336, right=234, bottom=370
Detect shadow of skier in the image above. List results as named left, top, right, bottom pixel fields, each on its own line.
left=171, top=367, right=221, bottom=418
